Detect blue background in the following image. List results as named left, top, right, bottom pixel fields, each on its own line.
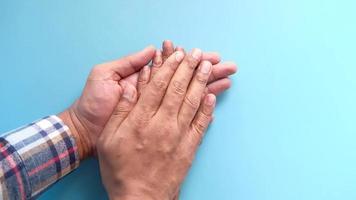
left=1, top=0, right=356, bottom=199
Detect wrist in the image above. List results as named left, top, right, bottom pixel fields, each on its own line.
left=109, top=194, right=154, bottom=200
left=109, top=192, right=157, bottom=200
left=107, top=180, right=169, bottom=200
left=58, top=106, right=93, bottom=160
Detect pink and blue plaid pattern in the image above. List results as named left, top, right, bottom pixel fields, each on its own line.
left=0, top=116, right=79, bottom=200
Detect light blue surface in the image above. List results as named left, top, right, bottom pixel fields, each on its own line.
left=1, top=0, right=356, bottom=199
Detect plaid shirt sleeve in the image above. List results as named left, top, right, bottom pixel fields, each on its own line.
left=0, top=115, right=80, bottom=200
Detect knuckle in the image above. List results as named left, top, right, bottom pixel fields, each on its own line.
left=158, top=142, right=175, bottom=154
left=138, top=76, right=148, bottom=83
left=128, top=111, right=151, bottom=128
left=152, top=61, right=162, bottom=68
left=195, top=72, right=208, bottom=84
left=152, top=78, right=168, bottom=91
left=112, top=104, right=130, bottom=117
left=192, top=122, right=205, bottom=134
left=172, top=80, right=186, bottom=95
left=184, top=95, right=200, bottom=109
left=193, top=115, right=210, bottom=134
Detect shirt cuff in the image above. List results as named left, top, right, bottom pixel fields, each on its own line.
left=0, top=115, right=80, bottom=199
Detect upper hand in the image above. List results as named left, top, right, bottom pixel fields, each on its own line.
left=60, top=41, right=237, bottom=160
left=98, top=49, right=217, bottom=200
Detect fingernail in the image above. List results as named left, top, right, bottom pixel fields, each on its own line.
left=140, top=65, right=150, bottom=80
left=143, top=65, right=150, bottom=72
left=163, top=40, right=172, bottom=49
left=163, top=39, right=172, bottom=44
left=191, top=48, right=202, bottom=60
left=145, top=45, right=155, bottom=51
left=200, top=61, right=212, bottom=74
left=123, top=85, right=135, bottom=102
left=205, top=94, right=216, bottom=106
left=175, top=51, right=184, bottom=62
left=153, top=50, right=162, bottom=65
left=175, top=46, right=183, bottom=51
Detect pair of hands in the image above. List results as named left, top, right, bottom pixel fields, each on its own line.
left=59, top=40, right=237, bottom=199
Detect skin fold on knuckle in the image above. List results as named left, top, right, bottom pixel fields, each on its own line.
left=192, top=115, right=211, bottom=134
left=172, top=80, right=186, bottom=95
left=112, top=105, right=130, bottom=118
left=152, top=78, right=168, bottom=92
left=195, top=72, right=209, bottom=85
left=183, top=95, right=200, bottom=110
left=138, top=76, right=148, bottom=84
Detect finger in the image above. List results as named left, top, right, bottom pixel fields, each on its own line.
left=162, top=40, right=175, bottom=62
left=175, top=48, right=219, bottom=65
left=134, top=50, right=185, bottom=117
left=178, top=61, right=212, bottom=126
left=206, top=78, right=232, bottom=95
left=103, top=45, right=155, bottom=79
left=201, top=52, right=221, bottom=65
left=175, top=46, right=185, bottom=53
left=137, top=65, right=151, bottom=97
left=101, top=83, right=137, bottom=138
left=159, top=48, right=202, bottom=116
left=150, top=50, right=163, bottom=80
left=119, top=72, right=139, bottom=88
left=188, top=94, right=216, bottom=147
left=208, top=62, right=237, bottom=83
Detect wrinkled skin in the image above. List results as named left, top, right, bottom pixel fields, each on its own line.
left=60, top=41, right=237, bottom=160
left=98, top=49, right=219, bottom=200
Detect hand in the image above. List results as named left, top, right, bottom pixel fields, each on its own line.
left=97, top=48, right=217, bottom=200
left=59, top=46, right=156, bottom=159
left=59, top=40, right=236, bottom=160
left=136, top=41, right=238, bottom=200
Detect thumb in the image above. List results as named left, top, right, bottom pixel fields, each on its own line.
left=108, top=45, right=155, bottom=79
left=100, top=82, right=138, bottom=138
